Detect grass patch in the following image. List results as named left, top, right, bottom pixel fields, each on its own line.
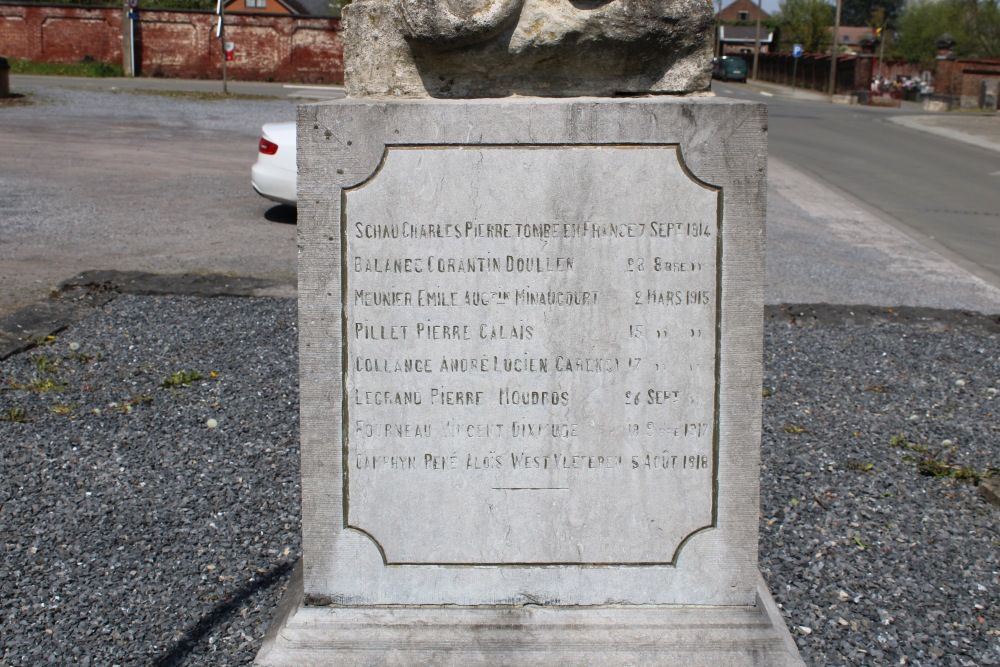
left=130, top=89, right=280, bottom=102
left=9, top=58, right=123, bottom=78
left=66, top=351, right=96, bottom=364
left=891, top=433, right=995, bottom=482
left=31, top=354, right=59, bottom=376
left=890, top=433, right=926, bottom=453
left=783, top=424, right=807, bottom=434
left=846, top=461, right=875, bottom=472
left=4, top=378, right=65, bottom=393
left=111, top=395, right=153, bottom=414
left=160, top=370, right=204, bottom=388
left=0, top=407, right=30, bottom=423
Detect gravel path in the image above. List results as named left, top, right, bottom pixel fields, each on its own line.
left=1, top=295, right=998, bottom=666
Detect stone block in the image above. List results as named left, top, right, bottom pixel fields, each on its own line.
left=255, top=96, right=801, bottom=665
left=342, top=0, right=714, bottom=98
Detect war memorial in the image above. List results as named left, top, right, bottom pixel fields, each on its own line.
left=256, top=0, right=804, bottom=662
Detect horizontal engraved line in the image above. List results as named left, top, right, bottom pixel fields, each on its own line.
left=492, top=487, right=569, bottom=491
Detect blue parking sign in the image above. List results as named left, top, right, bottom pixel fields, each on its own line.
left=792, top=44, right=803, bottom=58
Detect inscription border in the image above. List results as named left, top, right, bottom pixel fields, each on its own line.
left=339, top=143, right=724, bottom=568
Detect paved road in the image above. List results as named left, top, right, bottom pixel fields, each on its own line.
left=0, top=80, right=303, bottom=316
left=2, top=76, right=999, bottom=319
left=715, top=81, right=1000, bottom=286
left=9, top=74, right=347, bottom=99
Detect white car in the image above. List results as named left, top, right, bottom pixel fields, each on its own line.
left=252, top=122, right=296, bottom=206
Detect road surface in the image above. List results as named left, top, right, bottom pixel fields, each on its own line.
left=715, top=81, right=1000, bottom=287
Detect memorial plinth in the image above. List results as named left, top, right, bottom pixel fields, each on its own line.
left=255, top=98, right=804, bottom=666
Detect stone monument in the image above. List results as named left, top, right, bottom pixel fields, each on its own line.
left=256, top=0, right=804, bottom=664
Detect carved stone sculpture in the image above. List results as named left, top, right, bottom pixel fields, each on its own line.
left=344, top=0, right=716, bottom=97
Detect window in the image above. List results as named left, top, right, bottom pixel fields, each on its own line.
left=245, top=0, right=266, bottom=7
left=738, top=10, right=749, bottom=20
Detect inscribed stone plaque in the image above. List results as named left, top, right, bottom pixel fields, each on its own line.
left=344, top=145, right=719, bottom=565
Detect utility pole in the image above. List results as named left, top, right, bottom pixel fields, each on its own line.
left=752, top=0, right=763, bottom=80
left=828, top=0, right=842, bottom=97
left=216, top=0, right=228, bottom=94
left=122, top=0, right=132, bottom=76
left=877, top=24, right=887, bottom=80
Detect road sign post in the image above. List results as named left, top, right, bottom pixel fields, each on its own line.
left=792, top=44, right=802, bottom=91
left=216, top=0, right=228, bottom=94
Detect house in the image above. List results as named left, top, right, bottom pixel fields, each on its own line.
left=718, top=25, right=774, bottom=57
left=829, top=26, right=880, bottom=55
left=223, top=0, right=308, bottom=15
left=716, top=0, right=770, bottom=24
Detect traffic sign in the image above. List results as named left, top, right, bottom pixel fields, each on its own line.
left=792, top=44, right=803, bottom=58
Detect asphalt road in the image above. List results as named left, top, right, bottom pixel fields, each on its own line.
left=715, top=81, right=1000, bottom=285
left=0, top=80, right=305, bottom=316
left=2, top=76, right=999, bottom=319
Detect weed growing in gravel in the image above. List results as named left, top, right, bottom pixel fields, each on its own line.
left=66, top=351, right=96, bottom=364
left=846, top=461, right=876, bottom=472
left=0, top=407, right=30, bottom=423
left=50, top=404, right=76, bottom=416
left=31, top=354, right=59, bottom=376
left=783, top=424, right=806, bottom=434
left=912, top=447, right=980, bottom=481
left=890, top=433, right=926, bottom=453
left=160, top=370, right=205, bottom=388
left=110, top=395, right=154, bottom=414
left=4, top=377, right=65, bottom=393
left=890, top=433, right=995, bottom=482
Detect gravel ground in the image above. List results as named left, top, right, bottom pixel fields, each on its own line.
left=1, top=295, right=998, bottom=666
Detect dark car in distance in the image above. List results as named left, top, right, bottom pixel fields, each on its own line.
left=713, top=56, right=748, bottom=83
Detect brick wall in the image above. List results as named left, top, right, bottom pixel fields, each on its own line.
left=755, top=52, right=872, bottom=94
left=0, top=3, right=343, bottom=83
left=934, top=58, right=1000, bottom=108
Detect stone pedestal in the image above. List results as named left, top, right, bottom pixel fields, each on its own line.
left=257, top=97, right=803, bottom=666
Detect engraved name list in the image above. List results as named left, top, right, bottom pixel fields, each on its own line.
left=344, top=145, right=721, bottom=566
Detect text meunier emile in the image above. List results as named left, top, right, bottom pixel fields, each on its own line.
left=348, top=215, right=715, bottom=470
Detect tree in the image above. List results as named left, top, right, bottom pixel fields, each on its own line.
left=778, top=0, right=834, bottom=53
left=894, top=0, right=960, bottom=65
left=961, top=0, right=1000, bottom=58
left=894, top=0, right=1000, bottom=64
left=840, top=0, right=904, bottom=27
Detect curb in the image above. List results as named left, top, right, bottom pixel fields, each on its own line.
left=764, top=304, right=1000, bottom=334
left=887, top=115, right=1000, bottom=155
left=0, top=270, right=296, bottom=360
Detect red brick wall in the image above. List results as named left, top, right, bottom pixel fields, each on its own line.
left=0, top=3, right=343, bottom=83
left=755, top=52, right=868, bottom=94
left=934, top=58, right=1000, bottom=107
